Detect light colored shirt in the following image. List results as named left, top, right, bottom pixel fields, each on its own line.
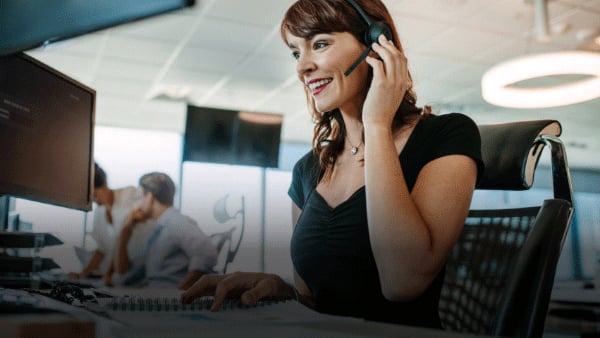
left=89, top=186, right=155, bottom=273
left=114, top=207, right=217, bottom=288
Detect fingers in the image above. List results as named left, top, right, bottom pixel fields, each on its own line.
left=180, top=272, right=288, bottom=312
left=210, top=272, right=269, bottom=311
left=240, top=278, right=279, bottom=306
left=370, top=34, right=404, bottom=81
left=180, top=274, right=222, bottom=304
left=367, top=34, right=415, bottom=101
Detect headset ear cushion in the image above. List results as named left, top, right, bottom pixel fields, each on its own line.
left=366, top=21, right=393, bottom=45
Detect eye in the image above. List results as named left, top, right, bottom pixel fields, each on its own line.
left=291, top=50, right=300, bottom=60
left=314, top=41, right=329, bottom=50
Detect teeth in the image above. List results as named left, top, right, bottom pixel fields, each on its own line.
left=308, top=79, right=332, bottom=90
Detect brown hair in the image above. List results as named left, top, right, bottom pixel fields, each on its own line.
left=280, top=0, right=430, bottom=180
left=139, top=172, right=176, bottom=206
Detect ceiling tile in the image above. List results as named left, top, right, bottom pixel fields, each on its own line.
left=206, top=0, right=296, bottom=28
left=162, top=68, right=225, bottom=89
left=385, top=0, right=490, bottom=24
left=111, top=12, right=197, bottom=43
left=417, top=27, right=510, bottom=62
left=188, top=17, right=273, bottom=53
left=235, top=55, right=295, bottom=82
left=173, top=45, right=245, bottom=73
left=93, top=77, right=150, bottom=100
left=103, top=36, right=176, bottom=64
left=96, top=58, right=161, bottom=82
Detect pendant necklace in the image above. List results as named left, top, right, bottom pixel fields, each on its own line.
left=347, top=137, right=363, bottom=155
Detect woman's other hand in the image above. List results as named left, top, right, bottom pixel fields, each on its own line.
left=180, top=272, right=295, bottom=311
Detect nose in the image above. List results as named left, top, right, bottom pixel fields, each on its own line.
left=296, top=52, right=315, bottom=77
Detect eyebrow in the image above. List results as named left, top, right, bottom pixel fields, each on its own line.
left=288, top=42, right=296, bottom=49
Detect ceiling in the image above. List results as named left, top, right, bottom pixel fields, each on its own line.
left=24, top=0, right=600, bottom=169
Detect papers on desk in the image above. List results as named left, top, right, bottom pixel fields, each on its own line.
left=87, top=287, right=357, bottom=333
left=88, top=288, right=481, bottom=338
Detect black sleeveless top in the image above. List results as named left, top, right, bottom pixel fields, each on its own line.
left=288, top=113, right=483, bottom=328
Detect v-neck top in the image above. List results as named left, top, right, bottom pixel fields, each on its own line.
left=288, top=113, right=483, bottom=328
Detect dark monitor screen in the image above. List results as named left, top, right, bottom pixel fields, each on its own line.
left=0, top=53, right=95, bottom=211
left=183, top=105, right=283, bottom=168
left=0, top=0, right=195, bottom=56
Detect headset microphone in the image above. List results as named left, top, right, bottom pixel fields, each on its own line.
left=344, top=0, right=393, bottom=76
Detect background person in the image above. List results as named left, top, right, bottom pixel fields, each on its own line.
left=112, top=172, right=218, bottom=290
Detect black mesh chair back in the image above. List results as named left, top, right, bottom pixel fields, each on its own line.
left=438, top=120, right=574, bottom=338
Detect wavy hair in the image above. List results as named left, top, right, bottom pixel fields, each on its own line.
left=281, top=0, right=430, bottom=180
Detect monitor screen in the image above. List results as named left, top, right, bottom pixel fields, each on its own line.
left=183, top=105, right=283, bottom=168
left=0, top=53, right=95, bottom=211
left=0, top=0, right=195, bottom=56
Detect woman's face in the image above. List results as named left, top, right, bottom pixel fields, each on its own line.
left=286, top=31, right=370, bottom=115
left=93, top=185, right=110, bottom=206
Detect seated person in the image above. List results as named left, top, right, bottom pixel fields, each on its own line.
left=112, top=172, right=218, bottom=289
left=69, top=162, right=155, bottom=284
left=181, top=0, right=483, bottom=330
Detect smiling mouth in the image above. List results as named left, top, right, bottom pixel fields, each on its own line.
left=308, top=78, right=332, bottom=91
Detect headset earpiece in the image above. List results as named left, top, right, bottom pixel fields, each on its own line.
left=365, top=21, right=393, bottom=45
left=344, top=0, right=394, bottom=76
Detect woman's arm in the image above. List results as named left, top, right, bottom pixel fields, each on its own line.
left=291, top=203, right=315, bottom=309
left=103, top=259, right=114, bottom=286
left=113, top=209, right=143, bottom=274
left=365, top=133, right=476, bottom=300
left=361, top=34, right=477, bottom=301
left=70, top=249, right=104, bottom=279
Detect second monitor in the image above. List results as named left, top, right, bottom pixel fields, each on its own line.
left=183, top=105, right=283, bottom=168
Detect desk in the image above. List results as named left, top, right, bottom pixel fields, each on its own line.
left=544, top=280, right=600, bottom=337
left=1, top=287, right=492, bottom=338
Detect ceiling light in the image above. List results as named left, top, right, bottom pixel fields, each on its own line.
left=163, top=84, right=191, bottom=99
left=481, top=51, right=600, bottom=108
left=146, top=84, right=191, bottom=101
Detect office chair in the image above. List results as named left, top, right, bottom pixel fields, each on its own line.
left=438, top=119, right=574, bottom=338
left=209, top=194, right=245, bottom=274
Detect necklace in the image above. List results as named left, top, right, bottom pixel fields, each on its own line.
left=347, top=137, right=363, bottom=155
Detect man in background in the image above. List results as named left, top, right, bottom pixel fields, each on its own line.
left=112, top=172, right=217, bottom=289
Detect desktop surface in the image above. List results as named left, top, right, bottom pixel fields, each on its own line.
left=544, top=280, right=600, bottom=337
left=0, top=285, right=494, bottom=338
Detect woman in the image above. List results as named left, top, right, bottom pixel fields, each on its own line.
left=182, top=0, right=483, bottom=329
left=69, top=163, right=155, bottom=285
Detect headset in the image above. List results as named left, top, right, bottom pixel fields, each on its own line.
left=344, top=0, right=393, bottom=76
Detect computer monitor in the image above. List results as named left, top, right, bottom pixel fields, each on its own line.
left=183, top=105, right=283, bottom=168
left=0, top=0, right=195, bottom=56
left=0, top=53, right=95, bottom=213
left=234, top=111, right=283, bottom=168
